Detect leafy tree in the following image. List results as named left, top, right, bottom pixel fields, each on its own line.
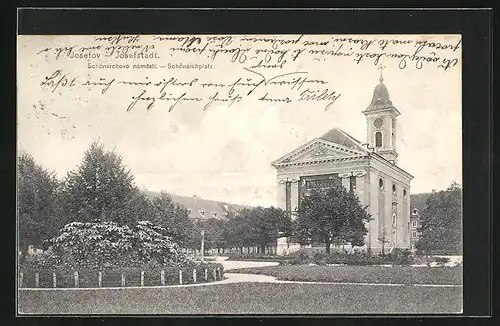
left=200, top=218, right=226, bottom=253
left=222, top=213, right=251, bottom=253
left=222, top=206, right=291, bottom=254
left=46, top=220, right=187, bottom=269
left=17, top=152, right=63, bottom=251
left=150, top=192, right=195, bottom=248
left=60, top=141, right=138, bottom=225
left=295, top=186, right=371, bottom=254
left=255, top=206, right=290, bottom=253
left=221, top=214, right=242, bottom=252
left=416, top=182, right=462, bottom=254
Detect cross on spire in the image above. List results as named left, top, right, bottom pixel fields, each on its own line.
left=377, top=63, right=386, bottom=83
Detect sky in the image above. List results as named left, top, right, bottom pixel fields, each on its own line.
left=17, top=34, right=462, bottom=206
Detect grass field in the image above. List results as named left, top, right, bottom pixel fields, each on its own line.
left=18, top=282, right=462, bottom=314
left=229, top=265, right=462, bottom=285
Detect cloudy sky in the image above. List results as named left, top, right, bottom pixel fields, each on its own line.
left=17, top=35, right=462, bottom=206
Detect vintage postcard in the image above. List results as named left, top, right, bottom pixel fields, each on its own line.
left=17, top=33, right=462, bottom=314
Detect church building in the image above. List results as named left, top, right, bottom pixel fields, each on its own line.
left=272, top=74, right=414, bottom=255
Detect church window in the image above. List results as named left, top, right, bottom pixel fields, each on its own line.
left=392, top=213, right=396, bottom=226
left=411, top=231, right=417, bottom=238
left=403, top=189, right=407, bottom=199
left=412, top=208, right=418, bottom=215
left=412, top=221, right=417, bottom=227
left=379, top=178, right=384, bottom=190
left=375, top=132, right=382, bottom=147
left=392, top=184, right=396, bottom=196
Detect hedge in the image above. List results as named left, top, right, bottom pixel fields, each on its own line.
left=19, top=263, right=224, bottom=288
left=288, top=249, right=415, bottom=266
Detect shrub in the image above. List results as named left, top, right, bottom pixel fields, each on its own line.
left=434, top=257, right=450, bottom=267
left=225, top=253, right=282, bottom=261
left=287, top=249, right=415, bottom=266
left=290, top=252, right=310, bottom=265
left=385, top=249, right=414, bottom=266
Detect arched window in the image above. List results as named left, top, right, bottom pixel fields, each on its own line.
left=379, top=178, right=384, bottom=190
left=392, top=184, right=396, bottom=196
left=403, top=189, right=407, bottom=199
left=375, top=132, right=383, bottom=147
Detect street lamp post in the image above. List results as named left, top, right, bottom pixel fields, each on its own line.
left=200, top=229, right=205, bottom=263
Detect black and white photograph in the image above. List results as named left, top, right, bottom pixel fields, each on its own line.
left=16, top=31, right=463, bottom=314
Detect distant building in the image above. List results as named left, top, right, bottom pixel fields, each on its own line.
left=143, top=191, right=248, bottom=220
left=410, top=207, right=421, bottom=249
left=408, top=192, right=430, bottom=249
left=170, top=193, right=248, bottom=220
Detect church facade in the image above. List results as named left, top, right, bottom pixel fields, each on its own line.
left=272, top=76, right=413, bottom=255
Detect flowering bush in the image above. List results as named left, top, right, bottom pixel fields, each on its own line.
left=27, top=220, right=188, bottom=270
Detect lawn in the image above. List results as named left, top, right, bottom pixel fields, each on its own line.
left=229, top=265, right=462, bottom=285
left=18, top=282, right=462, bottom=314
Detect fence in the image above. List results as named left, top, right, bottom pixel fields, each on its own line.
left=19, top=265, right=224, bottom=289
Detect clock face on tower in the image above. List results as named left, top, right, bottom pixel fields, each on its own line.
left=374, top=118, right=384, bottom=128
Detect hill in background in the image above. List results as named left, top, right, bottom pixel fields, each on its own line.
left=410, top=193, right=431, bottom=212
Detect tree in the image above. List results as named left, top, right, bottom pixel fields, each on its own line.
left=221, top=213, right=244, bottom=252
left=17, top=152, right=63, bottom=251
left=60, top=141, right=138, bottom=225
left=295, top=186, right=371, bottom=254
left=200, top=218, right=226, bottom=253
left=150, top=192, right=195, bottom=248
left=377, top=228, right=390, bottom=256
left=256, top=206, right=290, bottom=253
left=416, top=182, right=462, bottom=254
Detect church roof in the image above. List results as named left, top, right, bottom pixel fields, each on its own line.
left=271, top=128, right=368, bottom=167
left=363, top=76, right=400, bottom=115
left=319, top=127, right=365, bottom=150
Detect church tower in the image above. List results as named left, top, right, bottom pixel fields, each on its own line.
left=362, top=70, right=401, bottom=164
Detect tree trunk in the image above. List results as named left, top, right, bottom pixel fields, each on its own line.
left=325, top=239, right=331, bottom=254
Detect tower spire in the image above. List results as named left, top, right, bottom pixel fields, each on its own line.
left=377, top=63, right=386, bottom=83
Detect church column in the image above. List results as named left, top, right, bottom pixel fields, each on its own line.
left=338, top=172, right=352, bottom=191
left=276, top=178, right=287, bottom=210
left=353, top=170, right=367, bottom=200
left=289, top=177, right=300, bottom=218
left=277, top=178, right=291, bottom=255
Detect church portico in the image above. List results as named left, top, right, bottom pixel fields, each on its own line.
left=273, top=73, right=413, bottom=256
